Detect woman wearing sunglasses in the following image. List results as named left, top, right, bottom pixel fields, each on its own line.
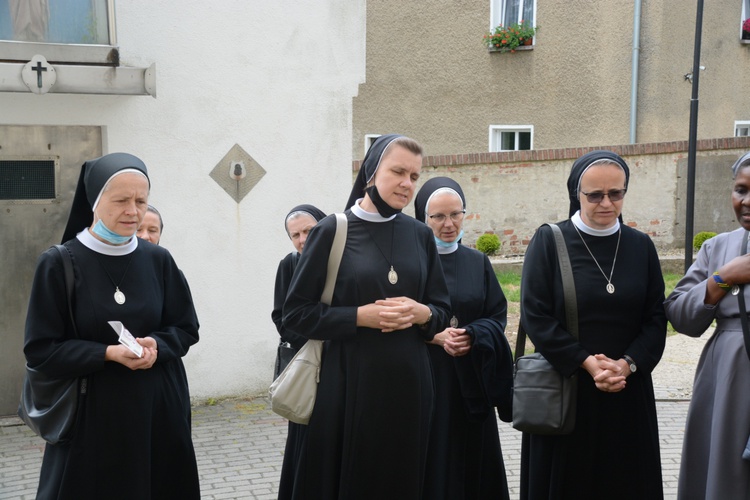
left=519, top=150, right=667, bottom=499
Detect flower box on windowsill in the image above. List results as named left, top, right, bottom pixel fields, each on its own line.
left=487, top=39, right=534, bottom=52
left=488, top=44, right=534, bottom=53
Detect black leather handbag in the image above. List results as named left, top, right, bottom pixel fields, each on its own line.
left=18, top=244, right=86, bottom=445
left=512, top=224, right=578, bottom=435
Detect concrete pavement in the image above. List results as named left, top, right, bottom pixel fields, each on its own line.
left=1, top=395, right=689, bottom=499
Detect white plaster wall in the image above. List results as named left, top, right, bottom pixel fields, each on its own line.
left=0, top=0, right=366, bottom=400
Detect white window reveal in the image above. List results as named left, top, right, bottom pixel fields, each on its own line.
left=489, top=126, right=533, bottom=152
left=736, top=121, right=750, bottom=137
left=490, top=0, right=536, bottom=30
left=364, top=134, right=381, bottom=155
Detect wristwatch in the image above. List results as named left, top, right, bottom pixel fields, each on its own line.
left=418, top=308, right=433, bottom=330
left=622, top=354, right=637, bottom=373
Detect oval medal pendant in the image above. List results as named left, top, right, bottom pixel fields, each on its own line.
left=606, top=283, right=615, bottom=294
left=450, top=316, right=459, bottom=328
left=388, top=266, right=398, bottom=285
left=732, top=285, right=741, bottom=296
left=114, top=288, right=126, bottom=305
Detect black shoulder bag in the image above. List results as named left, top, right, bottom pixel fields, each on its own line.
left=512, top=223, right=579, bottom=435
left=18, top=244, right=87, bottom=445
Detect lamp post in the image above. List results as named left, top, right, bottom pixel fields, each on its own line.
left=684, top=0, right=704, bottom=272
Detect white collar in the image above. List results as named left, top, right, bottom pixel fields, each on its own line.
left=437, top=241, right=459, bottom=254
left=77, top=229, right=138, bottom=256
left=351, top=198, right=397, bottom=222
left=572, top=211, right=620, bottom=236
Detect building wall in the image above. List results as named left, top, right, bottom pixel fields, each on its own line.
left=354, top=136, right=750, bottom=255
left=0, top=0, right=366, bottom=406
left=352, top=0, right=750, bottom=158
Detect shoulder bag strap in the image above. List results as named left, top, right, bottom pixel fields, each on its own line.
left=548, top=223, right=578, bottom=339
left=515, top=223, right=578, bottom=359
left=321, top=213, right=347, bottom=306
left=736, top=231, right=750, bottom=361
left=53, top=244, right=79, bottom=339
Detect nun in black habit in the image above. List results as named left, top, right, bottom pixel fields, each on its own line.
left=414, top=177, right=513, bottom=500
left=24, top=153, right=200, bottom=499
left=282, top=135, right=451, bottom=499
left=519, top=151, right=666, bottom=499
left=273, top=203, right=326, bottom=500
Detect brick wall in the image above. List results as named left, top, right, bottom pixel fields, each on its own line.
left=353, top=137, right=750, bottom=255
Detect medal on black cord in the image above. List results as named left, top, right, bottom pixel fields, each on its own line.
left=573, top=225, right=621, bottom=295
left=94, top=252, right=136, bottom=305
left=364, top=222, right=399, bottom=285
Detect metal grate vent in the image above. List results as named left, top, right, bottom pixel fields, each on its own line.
left=0, top=160, right=56, bottom=200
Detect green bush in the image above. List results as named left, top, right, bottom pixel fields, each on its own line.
left=693, top=231, right=717, bottom=251
left=476, top=233, right=501, bottom=255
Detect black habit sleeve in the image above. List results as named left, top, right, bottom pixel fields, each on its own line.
left=281, top=215, right=359, bottom=341
left=454, top=251, right=513, bottom=421
left=521, top=224, right=589, bottom=377
left=149, top=249, right=200, bottom=363
left=24, top=247, right=107, bottom=379
left=271, top=252, right=308, bottom=350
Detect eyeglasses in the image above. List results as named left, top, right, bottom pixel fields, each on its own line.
left=428, top=210, right=466, bottom=223
left=580, top=189, right=627, bottom=204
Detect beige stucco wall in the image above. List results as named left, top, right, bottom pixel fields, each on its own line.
left=353, top=0, right=750, bottom=158
left=355, top=137, right=750, bottom=255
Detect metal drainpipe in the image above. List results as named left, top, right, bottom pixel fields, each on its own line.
left=630, top=0, right=642, bottom=144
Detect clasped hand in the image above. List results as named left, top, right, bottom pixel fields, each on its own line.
left=105, top=336, right=158, bottom=370
left=358, top=296, right=430, bottom=333
left=583, top=353, right=627, bottom=393
left=430, top=328, right=472, bottom=357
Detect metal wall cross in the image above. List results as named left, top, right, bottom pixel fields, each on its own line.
left=21, top=55, right=57, bottom=95
left=31, top=61, right=47, bottom=88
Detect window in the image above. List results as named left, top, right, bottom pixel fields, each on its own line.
left=743, top=0, right=750, bottom=39
left=364, top=134, right=381, bottom=155
left=0, top=0, right=116, bottom=64
left=490, top=0, right=536, bottom=29
left=489, top=126, right=533, bottom=152
left=736, top=121, right=750, bottom=137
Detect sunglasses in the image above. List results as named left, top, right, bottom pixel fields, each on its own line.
left=580, top=189, right=627, bottom=204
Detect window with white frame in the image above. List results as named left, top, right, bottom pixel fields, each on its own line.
left=490, top=0, right=536, bottom=29
left=489, top=126, right=533, bottom=152
left=364, top=134, right=381, bottom=155
left=743, top=0, right=750, bottom=37
left=0, top=0, right=116, bottom=64
left=736, top=121, right=750, bottom=137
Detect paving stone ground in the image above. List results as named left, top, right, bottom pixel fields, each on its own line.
left=1, top=330, right=706, bottom=499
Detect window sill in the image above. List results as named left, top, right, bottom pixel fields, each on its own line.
left=488, top=45, right=534, bottom=53
left=0, top=59, right=156, bottom=97
left=741, top=38, right=750, bottom=45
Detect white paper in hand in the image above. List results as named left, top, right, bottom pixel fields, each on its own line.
left=108, top=321, right=144, bottom=357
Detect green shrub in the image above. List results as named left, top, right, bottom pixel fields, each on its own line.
left=693, top=231, right=717, bottom=251
left=476, top=233, right=501, bottom=255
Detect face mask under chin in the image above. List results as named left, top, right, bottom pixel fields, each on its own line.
left=91, top=219, right=133, bottom=244
left=365, top=185, right=401, bottom=218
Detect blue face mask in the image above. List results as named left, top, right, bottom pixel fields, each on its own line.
left=92, top=219, right=133, bottom=245
left=434, top=229, right=463, bottom=248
